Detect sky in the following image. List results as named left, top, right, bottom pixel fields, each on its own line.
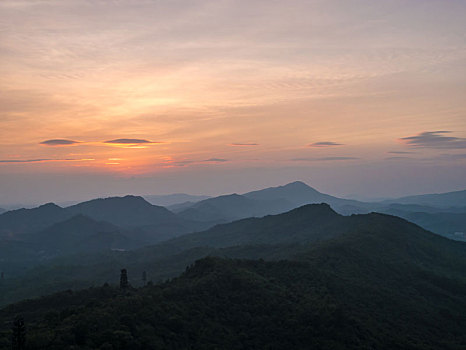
left=1, top=0, right=465, bottom=205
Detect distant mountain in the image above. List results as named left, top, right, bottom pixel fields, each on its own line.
left=0, top=215, right=147, bottom=274
left=378, top=203, right=466, bottom=214
left=167, top=200, right=200, bottom=212
left=169, top=202, right=466, bottom=256
left=1, top=203, right=448, bottom=308
left=143, top=193, right=210, bottom=207
left=168, top=182, right=466, bottom=241
left=0, top=195, right=210, bottom=266
left=0, top=208, right=5, bottom=214
left=381, top=210, right=466, bottom=239
left=26, top=214, right=142, bottom=255
left=66, top=195, right=205, bottom=241
left=1, top=209, right=465, bottom=349
left=176, top=181, right=369, bottom=223
left=172, top=203, right=346, bottom=249
left=370, top=203, right=466, bottom=240
left=244, top=181, right=368, bottom=210
left=66, top=195, right=177, bottom=227
left=177, top=193, right=292, bottom=223
left=0, top=203, right=72, bottom=238
left=385, top=189, right=466, bottom=208
left=244, top=180, right=331, bottom=203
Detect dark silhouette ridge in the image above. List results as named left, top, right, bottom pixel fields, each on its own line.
left=25, top=214, right=140, bottom=255
left=0, top=210, right=465, bottom=348
left=176, top=181, right=370, bottom=224
left=66, top=195, right=178, bottom=227
left=0, top=203, right=71, bottom=237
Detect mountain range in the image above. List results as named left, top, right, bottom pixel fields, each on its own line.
left=0, top=181, right=464, bottom=273
left=143, top=193, right=210, bottom=207
left=1, top=202, right=465, bottom=349
left=173, top=181, right=466, bottom=238
left=383, top=189, right=466, bottom=208
left=174, top=181, right=371, bottom=223
left=2, top=200, right=464, bottom=308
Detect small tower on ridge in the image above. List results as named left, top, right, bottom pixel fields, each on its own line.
left=120, top=269, right=128, bottom=290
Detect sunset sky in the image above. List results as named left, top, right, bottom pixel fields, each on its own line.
left=1, top=0, right=465, bottom=205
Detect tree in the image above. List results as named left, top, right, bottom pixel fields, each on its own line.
left=120, top=269, right=128, bottom=290
left=11, top=316, right=26, bottom=350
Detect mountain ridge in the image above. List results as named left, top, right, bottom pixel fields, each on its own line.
left=385, top=189, right=466, bottom=207
left=1, top=208, right=465, bottom=349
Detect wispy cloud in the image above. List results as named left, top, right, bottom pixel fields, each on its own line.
left=400, top=131, right=466, bottom=149
left=440, top=153, right=466, bottom=160
left=308, top=141, right=343, bottom=148
left=230, top=143, right=259, bottom=146
left=204, top=158, right=228, bottom=162
left=385, top=153, right=466, bottom=162
left=291, top=156, right=358, bottom=161
left=387, top=151, right=415, bottom=154
left=169, top=158, right=229, bottom=167
left=170, top=160, right=194, bottom=167
left=0, top=158, right=94, bottom=163
left=385, top=156, right=413, bottom=160
left=103, top=138, right=162, bottom=149
left=40, top=139, right=80, bottom=146
left=104, top=139, right=159, bottom=144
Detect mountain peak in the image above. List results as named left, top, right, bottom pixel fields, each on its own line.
left=282, top=181, right=314, bottom=190
left=66, top=194, right=178, bottom=228
left=68, top=195, right=153, bottom=209
left=286, top=203, right=338, bottom=217
left=38, top=202, right=62, bottom=210
left=244, top=180, right=323, bottom=202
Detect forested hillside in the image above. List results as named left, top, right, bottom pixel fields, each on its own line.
left=1, top=215, right=465, bottom=349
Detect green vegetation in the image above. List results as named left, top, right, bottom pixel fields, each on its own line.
left=0, top=213, right=465, bottom=349
left=1, top=204, right=464, bottom=308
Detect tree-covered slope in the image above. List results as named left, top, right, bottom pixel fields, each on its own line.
left=0, top=221, right=465, bottom=349
left=381, top=210, right=466, bottom=239
left=0, top=203, right=72, bottom=238
left=66, top=195, right=179, bottom=228
left=1, top=204, right=456, bottom=308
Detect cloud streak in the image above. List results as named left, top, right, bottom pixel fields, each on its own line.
left=104, top=139, right=159, bottom=144
left=0, top=158, right=94, bottom=163
left=308, top=142, right=343, bottom=148
left=387, top=151, right=415, bottom=154
left=400, top=131, right=466, bottom=149
left=230, top=143, right=259, bottom=146
left=169, top=158, right=229, bottom=167
left=40, top=139, right=80, bottom=146
left=385, top=156, right=413, bottom=160
left=204, top=158, right=228, bottom=162
left=291, top=156, right=358, bottom=161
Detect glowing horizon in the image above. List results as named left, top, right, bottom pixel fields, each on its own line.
left=0, top=0, right=465, bottom=204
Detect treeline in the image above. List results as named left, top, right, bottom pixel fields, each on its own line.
left=0, top=254, right=465, bottom=349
